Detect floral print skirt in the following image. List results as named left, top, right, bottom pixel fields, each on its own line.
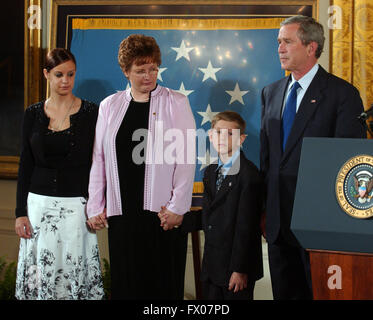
left=15, top=193, right=104, bottom=300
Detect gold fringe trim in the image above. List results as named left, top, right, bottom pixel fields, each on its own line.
left=72, top=17, right=283, bottom=30
left=193, top=182, right=204, bottom=194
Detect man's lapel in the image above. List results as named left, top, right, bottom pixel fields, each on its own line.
left=282, top=66, right=328, bottom=161
left=203, top=163, right=218, bottom=205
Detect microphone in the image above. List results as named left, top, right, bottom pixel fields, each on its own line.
left=358, top=104, right=373, bottom=121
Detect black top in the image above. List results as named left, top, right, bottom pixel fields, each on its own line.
left=15, top=99, right=99, bottom=218
left=115, top=99, right=150, bottom=213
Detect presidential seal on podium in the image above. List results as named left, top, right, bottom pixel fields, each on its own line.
left=336, top=155, right=373, bottom=219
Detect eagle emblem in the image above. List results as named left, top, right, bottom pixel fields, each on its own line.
left=353, top=171, right=373, bottom=203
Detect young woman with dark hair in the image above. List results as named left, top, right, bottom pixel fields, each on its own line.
left=14, top=48, right=104, bottom=300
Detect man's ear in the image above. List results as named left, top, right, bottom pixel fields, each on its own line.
left=307, top=41, right=318, bottom=57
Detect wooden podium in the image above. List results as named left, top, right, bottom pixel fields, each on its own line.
left=291, top=138, right=373, bottom=300
left=309, top=250, right=373, bottom=299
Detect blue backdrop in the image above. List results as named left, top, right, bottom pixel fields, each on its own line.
left=71, top=27, right=284, bottom=182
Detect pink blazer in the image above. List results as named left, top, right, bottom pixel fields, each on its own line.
left=87, top=85, right=196, bottom=218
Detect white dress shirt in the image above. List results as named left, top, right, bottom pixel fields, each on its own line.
left=282, top=63, right=319, bottom=115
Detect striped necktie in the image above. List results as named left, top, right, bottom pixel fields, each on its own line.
left=216, top=165, right=225, bottom=192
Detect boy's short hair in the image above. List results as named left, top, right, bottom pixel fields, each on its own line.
left=211, top=111, right=246, bottom=133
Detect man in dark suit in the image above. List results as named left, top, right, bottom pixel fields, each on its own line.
left=174, top=111, right=263, bottom=300
left=260, top=15, right=366, bottom=300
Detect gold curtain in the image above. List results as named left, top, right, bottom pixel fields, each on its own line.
left=24, top=0, right=43, bottom=108
left=331, top=0, right=373, bottom=110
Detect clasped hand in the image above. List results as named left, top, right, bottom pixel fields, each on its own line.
left=86, top=208, right=108, bottom=231
left=86, top=206, right=182, bottom=231
left=158, top=206, right=183, bottom=231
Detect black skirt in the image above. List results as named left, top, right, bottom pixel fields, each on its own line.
left=108, top=211, right=188, bottom=300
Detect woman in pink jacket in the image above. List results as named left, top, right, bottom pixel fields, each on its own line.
left=86, top=34, right=196, bottom=299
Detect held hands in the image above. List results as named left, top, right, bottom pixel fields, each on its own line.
left=158, top=206, right=183, bottom=231
left=87, top=208, right=108, bottom=231
left=228, top=272, right=248, bottom=293
left=15, top=216, right=33, bottom=239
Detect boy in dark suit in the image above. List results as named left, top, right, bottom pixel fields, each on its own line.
left=163, top=111, right=263, bottom=300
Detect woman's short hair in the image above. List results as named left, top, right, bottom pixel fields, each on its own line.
left=281, top=15, right=325, bottom=58
left=118, top=34, right=161, bottom=72
left=45, top=48, right=76, bottom=72
left=211, top=111, right=246, bottom=133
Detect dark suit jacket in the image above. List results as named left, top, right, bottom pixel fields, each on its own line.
left=260, top=65, right=366, bottom=245
left=182, top=152, right=264, bottom=287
